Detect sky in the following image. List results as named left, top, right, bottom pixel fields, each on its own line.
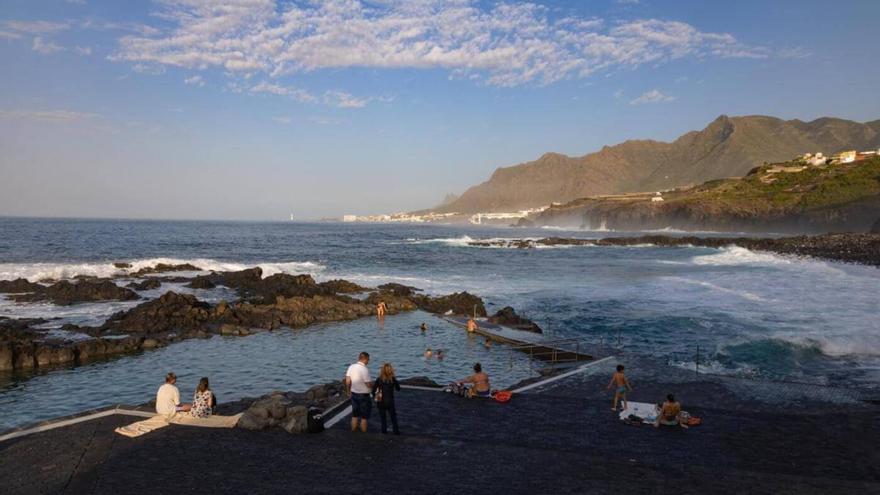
left=1, top=0, right=879, bottom=221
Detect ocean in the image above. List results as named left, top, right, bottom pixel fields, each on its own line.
left=0, top=217, right=878, bottom=429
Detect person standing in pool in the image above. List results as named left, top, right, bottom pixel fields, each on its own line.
left=466, top=318, right=478, bottom=333
left=607, top=365, right=632, bottom=411
left=420, top=322, right=427, bottom=333
left=377, top=301, right=387, bottom=317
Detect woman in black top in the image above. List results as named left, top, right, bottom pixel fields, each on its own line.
left=372, top=362, right=402, bottom=435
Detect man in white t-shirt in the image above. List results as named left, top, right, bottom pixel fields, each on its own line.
left=344, top=352, right=372, bottom=432
left=156, top=372, right=191, bottom=419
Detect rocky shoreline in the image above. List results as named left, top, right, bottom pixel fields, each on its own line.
left=469, top=233, right=880, bottom=266
left=0, top=267, right=490, bottom=372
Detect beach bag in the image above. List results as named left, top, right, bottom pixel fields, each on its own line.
left=445, top=383, right=467, bottom=397
left=307, top=407, right=325, bottom=433
left=494, top=390, right=512, bottom=403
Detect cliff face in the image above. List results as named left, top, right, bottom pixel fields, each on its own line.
left=441, top=115, right=880, bottom=213
left=529, top=156, right=880, bottom=234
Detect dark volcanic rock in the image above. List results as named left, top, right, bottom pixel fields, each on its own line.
left=126, top=279, right=162, bottom=291
left=185, top=277, right=216, bottom=289
left=364, top=292, right=418, bottom=314
left=488, top=306, right=543, bottom=333
left=377, top=283, right=421, bottom=297
left=319, top=279, right=368, bottom=294
left=411, top=291, right=487, bottom=316
left=113, top=262, right=132, bottom=269
left=130, top=263, right=202, bottom=277
left=102, top=291, right=211, bottom=333
left=871, top=218, right=880, bottom=234
left=0, top=278, right=44, bottom=293
left=10, top=279, right=140, bottom=305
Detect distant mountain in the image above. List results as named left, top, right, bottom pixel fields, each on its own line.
left=438, top=115, right=880, bottom=213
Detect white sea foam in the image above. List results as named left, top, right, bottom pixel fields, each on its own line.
left=691, top=246, right=792, bottom=267
left=670, top=359, right=757, bottom=376
left=769, top=333, right=880, bottom=358
left=666, top=276, right=767, bottom=302
left=0, top=258, right=325, bottom=282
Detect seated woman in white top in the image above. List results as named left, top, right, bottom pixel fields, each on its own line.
left=190, top=377, right=215, bottom=418
left=156, top=372, right=191, bottom=418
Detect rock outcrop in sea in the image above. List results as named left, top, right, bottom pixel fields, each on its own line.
left=0, top=269, right=503, bottom=372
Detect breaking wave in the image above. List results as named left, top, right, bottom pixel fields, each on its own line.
left=0, top=258, right=326, bottom=282
left=691, top=246, right=792, bottom=266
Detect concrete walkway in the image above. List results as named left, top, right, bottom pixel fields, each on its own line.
left=1, top=364, right=878, bottom=495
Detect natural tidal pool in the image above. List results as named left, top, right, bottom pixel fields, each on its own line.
left=0, top=311, right=538, bottom=430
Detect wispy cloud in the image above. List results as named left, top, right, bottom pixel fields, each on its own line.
left=32, top=37, right=65, bottom=54
left=3, top=20, right=70, bottom=34
left=111, top=0, right=770, bottom=88
left=0, top=109, right=97, bottom=122
left=630, top=89, right=675, bottom=105
left=249, top=81, right=315, bottom=103
left=132, top=63, right=166, bottom=75
left=0, top=30, right=22, bottom=39
left=272, top=115, right=292, bottom=125
left=323, top=91, right=393, bottom=109
left=184, top=75, right=205, bottom=87
left=75, top=45, right=92, bottom=56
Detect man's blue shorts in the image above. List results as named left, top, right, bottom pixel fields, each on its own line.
left=351, top=393, right=372, bottom=419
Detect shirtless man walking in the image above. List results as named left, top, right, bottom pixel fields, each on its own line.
left=606, top=364, right=633, bottom=411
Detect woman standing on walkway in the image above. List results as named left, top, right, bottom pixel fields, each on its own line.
left=372, top=363, right=402, bottom=435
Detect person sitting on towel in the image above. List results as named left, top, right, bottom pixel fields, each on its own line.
left=654, top=394, right=688, bottom=428
left=189, top=377, right=214, bottom=418
left=458, top=363, right=491, bottom=398
left=156, top=372, right=191, bottom=418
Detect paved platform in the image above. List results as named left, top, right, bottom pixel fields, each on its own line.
left=1, top=361, right=878, bottom=495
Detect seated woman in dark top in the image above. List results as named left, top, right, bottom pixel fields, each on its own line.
left=372, top=362, right=402, bottom=435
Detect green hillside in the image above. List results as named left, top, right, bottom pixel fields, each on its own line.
left=670, top=156, right=880, bottom=214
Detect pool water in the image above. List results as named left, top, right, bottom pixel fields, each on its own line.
left=0, top=311, right=538, bottom=430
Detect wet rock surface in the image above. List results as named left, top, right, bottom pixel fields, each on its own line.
left=129, top=263, right=201, bottom=277
left=9, top=279, right=140, bottom=305
left=0, top=278, right=44, bottom=293
left=471, top=233, right=880, bottom=266
left=488, top=306, right=542, bottom=333
left=410, top=291, right=487, bottom=316
left=126, top=279, right=162, bottom=291
left=376, top=283, right=421, bottom=297
left=319, top=279, right=368, bottom=294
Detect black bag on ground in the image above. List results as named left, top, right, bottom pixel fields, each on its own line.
left=307, top=407, right=325, bottom=433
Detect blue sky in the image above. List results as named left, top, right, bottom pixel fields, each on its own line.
left=1, top=0, right=879, bottom=220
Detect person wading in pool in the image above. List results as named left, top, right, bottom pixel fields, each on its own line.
left=376, top=301, right=387, bottom=317
left=345, top=352, right=373, bottom=432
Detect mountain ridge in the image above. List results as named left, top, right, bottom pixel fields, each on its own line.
left=436, top=115, right=880, bottom=214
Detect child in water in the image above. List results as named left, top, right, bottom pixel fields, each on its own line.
left=424, top=348, right=433, bottom=359
left=606, top=365, right=632, bottom=411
